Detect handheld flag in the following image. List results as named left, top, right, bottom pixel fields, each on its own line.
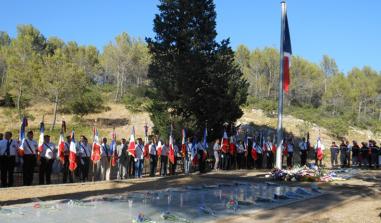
left=69, top=130, right=77, bottom=171
left=220, top=130, right=229, bottom=153
left=143, top=124, right=150, bottom=159
left=111, top=129, right=118, bottom=167
left=202, top=127, right=208, bottom=161
left=157, top=140, right=162, bottom=156
left=191, top=138, right=198, bottom=165
left=181, top=128, right=186, bottom=157
left=18, top=117, right=28, bottom=156
left=168, top=125, right=175, bottom=164
left=37, top=122, right=45, bottom=153
left=128, top=126, right=136, bottom=158
left=91, top=127, right=101, bottom=162
left=283, top=140, right=288, bottom=156
left=57, top=121, right=66, bottom=164
left=316, top=137, right=324, bottom=161
left=282, top=9, right=292, bottom=93
left=251, top=141, right=258, bottom=161
left=244, top=132, right=249, bottom=157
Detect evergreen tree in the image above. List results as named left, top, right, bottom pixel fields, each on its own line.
left=146, top=0, right=248, bottom=139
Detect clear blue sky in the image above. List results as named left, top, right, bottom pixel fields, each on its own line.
left=0, top=0, right=380, bottom=73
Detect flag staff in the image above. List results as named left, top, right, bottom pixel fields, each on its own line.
left=276, top=1, right=287, bottom=169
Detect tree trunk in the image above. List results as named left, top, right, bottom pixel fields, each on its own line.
left=51, top=93, right=59, bottom=131
left=357, top=100, right=362, bottom=121
left=17, top=86, right=22, bottom=118
left=114, top=70, right=121, bottom=102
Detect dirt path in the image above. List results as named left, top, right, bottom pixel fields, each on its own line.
left=0, top=170, right=380, bottom=222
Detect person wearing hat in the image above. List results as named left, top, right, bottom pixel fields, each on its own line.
left=78, top=135, right=91, bottom=181
left=100, top=137, right=112, bottom=180
left=63, top=135, right=74, bottom=183
left=0, top=132, right=18, bottom=187
left=39, top=135, right=57, bottom=185
left=330, top=141, right=339, bottom=168
left=134, top=138, right=144, bottom=178
left=116, top=138, right=128, bottom=179
left=299, top=137, right=308, bottom=166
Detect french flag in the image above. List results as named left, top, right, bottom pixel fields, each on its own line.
left=91, top=127, right=101, bottom=162
left=181, top=128, right=186, bottom=157
left=202, top=127, right=208, bottom=161
left=128, top=126, right=136, bottom=158
left=251, top=142, right=258, bottom=161
left=57, top=120, right=66, bottom=164
left=157, top=140, right=162, bottom=156
left=111, top=129, right=118, bottom=167
left=37, top=122, right=44, bottom=153
left=316, top=137, right=324, bottom=160
left=220, top=130, right=229, bottom=153
left=69, top=131, right=77, bottom=171
left=282, top=12, right=292, bottom=93
left=168, top=125, right=175, bottom=164
left=143, top=124, right=149, bottom=159
left=18, top=117, right=28, bottom=156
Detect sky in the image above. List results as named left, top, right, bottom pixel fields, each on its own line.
left=0, top=0, right=380, bottom=73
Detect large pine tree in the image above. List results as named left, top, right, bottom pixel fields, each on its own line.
left=146, top=0, right=248, bottom=140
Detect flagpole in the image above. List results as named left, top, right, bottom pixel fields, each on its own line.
left=276, top=1, right=287, bottom=169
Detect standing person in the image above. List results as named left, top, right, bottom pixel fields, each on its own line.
left=213, top=139, right=220, bottom=171
left=20, top=131, right=38, bottom=186
left=236, top=141, right=245, bottom=169
left=100, top=137, right=111, bottom=181
left=370, top=141, right=379, bottom=168
left=359, top=142, right=368, bottom=167
left=330, top=142, right=339, bottom=168
left=286, top=137, right=294, bottom=168
left=345, top=140, right=352, bottom=167
left=351, top=141, right=360, bottom=166
left=39, top=135, right=56, bottom=185
left=314, top=138, right=325, bottom=167
left=265, top=138, right=274, bottom=169
left=197, top=141, right=206, bottom=173
left=170, top=141, right=179, bottom=175
left=228, top=137, right=236, bottom=169
left=184, top=138, right=192, bottom=175
left=148, top=138, right=157, bottom=177
left=116, top=138, right=128, bottom=179
left=299, top=137, right=308, bottom=166
left=339, top=140, right=348, bottom=168
left=0, top=132, right=18, bottom=187
left=252, top=140, right=263, bottom=169
left=63, top=136, right=73, bottom=183
left=78, top=136, right=91, bottom=182
left=134, top=138, right=144, bottom=178
left=127, top=141, right=135, bottom=178
left=160, top=141, right=169, bottom=176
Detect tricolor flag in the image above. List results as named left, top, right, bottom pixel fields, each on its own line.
left=37, top=122, right=44, bottom=153
left=110, top=129, right=118, bottom=167
left=202, top=127, right=208, bottom=161
left=57, top=121, right=66, bottom=164
left=251, top=141, right=258, bottom=161
left=143, top=124, right=150, bottom=159
left=128, top=126, right=136, bottom=158
left=244, top=132, right=249, bottom=157
left=91, top=127, right=101, bottom=162
left=157, top=140, right=163, bottom=156
left=191, top=138, right=198, bottom=165
left=316, top=137, right=324, bottom=161
left=283, top=140, right=288, bottom=156
left=181, top=128, right=186, bottom=157
left=17, top=117, right=28, bottom=156
left=69, top=130, right=77, bottom=171
left=220, top=130, right=229, bottom=153
left=168, top=125, right=175, bottom=164
left=282, top=7, right=292, bottom=93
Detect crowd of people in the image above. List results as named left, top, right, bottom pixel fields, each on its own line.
left=0, top=122, right=380, bottom=188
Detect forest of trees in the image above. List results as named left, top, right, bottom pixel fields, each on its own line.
left=0, top=23, right=380, bottom=137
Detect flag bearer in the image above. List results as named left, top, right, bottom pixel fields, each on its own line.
left=0, top=132, right=18, bottom=187
left=78, top=136, right=91, bottom=181
left=39, top=135, right=56, bottom=185
left=135, top=138, right=144, bottom=178
left=148, top=138, right=157, bottom=177
left=100, top=137, right=111, bottom=181
left=63, top=136, right=74, bottom=183
left=21, top=131, right=38, bottom=186
left=117, top=138, right=128, bottom=179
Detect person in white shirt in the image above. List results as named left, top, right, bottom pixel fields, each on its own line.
left=252, top=140, right=263, bottom=169
left=134, top=138, right=144, bottom=178
left=286, top=137, right=294, bottom=168
left=213, top=139, right=220, bottom=170
left=184, top=138, right=193, bottom=175
left=116, top=138, right=128, bottom=179
left=21, top=131, right=38, bottom=186
left=236, top=140, right=246, bottom=169
left=39, top=135, right=56, bottom=185
left=0, top=132, right=19, bottom=187
left=196, top=141, right=206, bottom=173
left=100, top=137, right=111, bottom=181
left=63, top=135, right=73, bottom=183
left=148, top=138, right=157, bottom=177
left=78, top=136, right=91, bottom=181
left=160, top=141, right=169, bottom=176
left=299, top=137, right=308, bottom=166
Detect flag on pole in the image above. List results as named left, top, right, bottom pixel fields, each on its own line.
left=316, top=137, right=324, bottom=161
left=128, top=126, right=136, bottom=158
left=143, top=124, right=150, bottom=159
left=57, top=121, right=66, bottom=164
left=282, top=8, right=292, bottom=93
left=91, top=127, right=101, bottom=162
left=220, top=130, right=229, bottom=153
left=37, top=122, right=44, bottom=154
left=251, top=140, right=258, bottom=161
left=191, top=138, right=198, bottom=165
left=168, top=125, right=175, bottom=164
left=202, top=127, right=208, bottom=161
left=181, top=128, right=186, bottom=157
left=69, top=130, right=77, bottom=171
left=111, top=129, right=118, bottom=167
left=157, top=140, right=162, bottom=156
left=18, top=117, right=28, bottom=156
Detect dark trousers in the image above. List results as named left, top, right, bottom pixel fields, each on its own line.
left=300, top=150, right=307, bottom=166
left=128, top=155, right=135, bottom=177
left=222, top=153, right=230, bottom=170
left=79, top=157, right=90, bottom=181
left=23, top=155, right=36, bottom=186
left=287, top=152, right=293, bottom=168
left=39, top=157, right=54, bottom=185
left=160, top=155, right=168, bottom=176
left=170, top=157, right=177, bottom=175
left=266, top=152, right=273, bottom=169
left=0, top=156, right=15, bottom=187
left=198, top=151, right=205, bottom=173
left=149, top=154, right=157, bottom=177
left=63, top=155, right=73, bottom=183
left=237, top=153, right=245, bottom=169
left=256, top=154, right=263, bottom=169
